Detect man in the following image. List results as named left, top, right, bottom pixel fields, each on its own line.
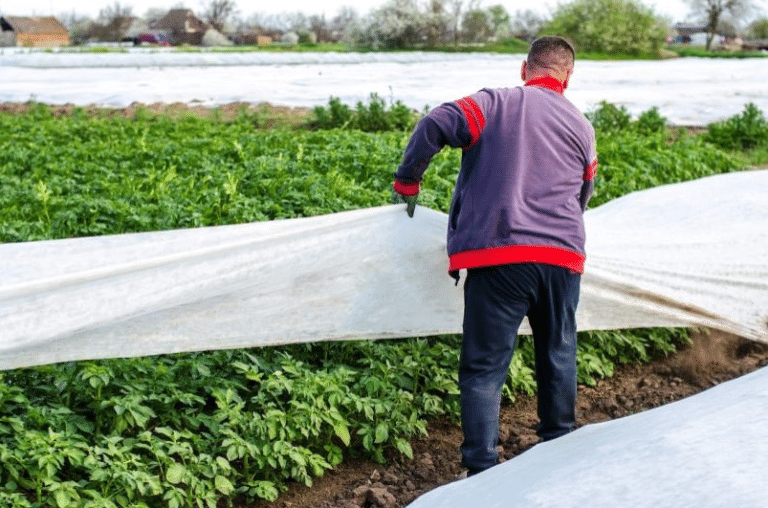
left=393, top=36, right=597, bottom=476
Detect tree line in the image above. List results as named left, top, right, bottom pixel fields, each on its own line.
left=57, top=0, right=768, bottom=53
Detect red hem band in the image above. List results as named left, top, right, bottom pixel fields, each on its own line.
left=449, top=244, right=585, bottom=274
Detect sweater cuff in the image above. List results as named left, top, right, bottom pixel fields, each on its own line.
left=393, top=179, right=420, bottom=197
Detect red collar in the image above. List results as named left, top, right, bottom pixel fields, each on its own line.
left=525, top=76, right=565, bottom=95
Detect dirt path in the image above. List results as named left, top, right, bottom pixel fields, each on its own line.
left=248, top=329, right=768, bottom=508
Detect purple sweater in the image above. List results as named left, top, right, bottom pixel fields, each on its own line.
left=394, top=76, right=598, bottom=275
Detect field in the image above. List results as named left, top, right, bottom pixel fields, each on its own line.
left=1, top=99, right=767, bottom=508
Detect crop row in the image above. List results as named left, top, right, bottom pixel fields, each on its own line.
left=0, top=101, right=764, bottom=507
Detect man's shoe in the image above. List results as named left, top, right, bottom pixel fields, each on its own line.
left=457, top=466, right=487, bottom=480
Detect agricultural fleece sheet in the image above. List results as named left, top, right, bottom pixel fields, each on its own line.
left=1, top=169, right=767, bottom=370
left=407, top=362, right=768, bottom=508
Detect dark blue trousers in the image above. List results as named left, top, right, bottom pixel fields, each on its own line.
left=459, top=263, right=580, bottom=472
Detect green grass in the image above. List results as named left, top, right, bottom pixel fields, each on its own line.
left=669, top=45, right=768, bottom=58
left=175, top=42, right=353, bottom=53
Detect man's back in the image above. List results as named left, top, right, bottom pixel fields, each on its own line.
left=446, top=82, right=596, bottom=267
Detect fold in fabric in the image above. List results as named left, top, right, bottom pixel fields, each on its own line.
left=1, top=170, right=767, bottom=370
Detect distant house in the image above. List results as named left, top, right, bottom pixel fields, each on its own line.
left=672, top=23, right=707, bottom=44
left=151, top=8, right=209, bottom=46
left=0, top=16, right=70, bottom=48
left=233, top=28, right=275, bottom=46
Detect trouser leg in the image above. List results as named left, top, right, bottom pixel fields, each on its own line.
left=459, top=265, right=534, bottom=471
left=527, top=266, right=581, bottom=441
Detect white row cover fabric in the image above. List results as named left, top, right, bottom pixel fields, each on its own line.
left=407, top=362, right=768, bottom=508
left=2, top=52, right=767, bottom=126
left=1, top=169, right=767, bottom=370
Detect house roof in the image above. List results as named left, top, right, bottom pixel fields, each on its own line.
left=674, top=23, right=708, bottom=33
left=153, top=9, right=208, bottom=32
left=0, top=16, right=68, bottom=35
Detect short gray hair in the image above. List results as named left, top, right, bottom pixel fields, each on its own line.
left=527, top=36, right=576, bottom=72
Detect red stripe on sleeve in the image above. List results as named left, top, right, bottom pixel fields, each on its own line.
left=465, top=97, right=485, bottom=131
left=456, top=97, right=485, bottom=147
left=584, top=159, right=598, bottom=182
left=448, top=245, right=586, bottom=274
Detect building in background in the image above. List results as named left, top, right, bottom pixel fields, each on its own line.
left=0, top=16, right=70, bottom=47
left=151, top=8, right=209, bottom=46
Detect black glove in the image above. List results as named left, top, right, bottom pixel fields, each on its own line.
left=392, top=191, right=418, bottom=218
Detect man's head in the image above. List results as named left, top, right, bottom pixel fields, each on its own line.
left=521, top=36, right=576, bottom=89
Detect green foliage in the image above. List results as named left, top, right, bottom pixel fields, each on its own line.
left=703, top=103, right=768, bottom=151
left=541, top=0, right=667, bottom=55
left=0, top=101, right=759, bottom=506
left=311, top=94, right=419, bottom=132
left=585, top=101, right=742, bottom=207
left=0, top=108, right=423, bottom=243
left=634, top=107, right=668, bottom=135
left=576, top=328, right=692, bottom=386
left=0, top=338, right=460, bottom=507
left=748, top=18, right=768, bottom=38
left=586, top=100, right=632, bottom=133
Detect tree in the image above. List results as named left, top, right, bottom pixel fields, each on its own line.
left=747, top=17, right=768, bottom=38
left=541, top=0, right=667, bottom=55
left=487, top=4, right=512, bottom=38
left=360, top=0, right=429, bottom=49
left=511, top=9, right=545, bottom=40
left=94, top=2, right=133, bottom=42
left=282, top=12, right=310, bottom=33
left=309, top=14, right=332, bottom=42
left=448, top=0, right=464, bottom=47
left=330, top=6, right=361, bottom=43
left=97, top=2, right=132, bottom=24
left=424, top=0, right=453, bottom=47
left=201, top=0, right=239, bottom=32
left=716, top=18, right=738, bottom=37
left=462, top=9, right=491, bottom=42
left=686, top=0, right=753, bottom=49
left=58, top=11, right=92, bottom=44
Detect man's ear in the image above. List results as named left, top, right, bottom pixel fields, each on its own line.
left=562, top=68, right=573, bottom=90
left=521, top=60, right=527, bottom=82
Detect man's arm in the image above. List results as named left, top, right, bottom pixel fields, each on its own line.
left=394, top=96, right=486, bottom=202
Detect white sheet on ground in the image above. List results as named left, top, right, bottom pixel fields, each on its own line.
left=2, top=50, right=767, bottom=126
left=1, top=169, right=767, bottom=370
left=406, top=363, right=768, bottom=508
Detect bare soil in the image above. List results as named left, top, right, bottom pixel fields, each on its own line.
left=0, top=101, right=313, bottom=129
left=246, top=329, right=768, bottom=508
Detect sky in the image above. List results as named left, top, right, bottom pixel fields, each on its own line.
left=0, top=0, right=708, bottom=25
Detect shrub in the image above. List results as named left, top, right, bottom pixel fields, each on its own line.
left=311, top=96, right=353, bottom=129
left=703, top=103, right=768, bottom=151
left=586, top=100, right=632, bottom=133
left=634, top=107, right=667, bottom=135
left=747, top=17, right=768, bottom=39
left=540, top=0, right=667, bottom=55
left=586, top=102, right=666, bottom=135
left=311, top=94, right=419, bottom=132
